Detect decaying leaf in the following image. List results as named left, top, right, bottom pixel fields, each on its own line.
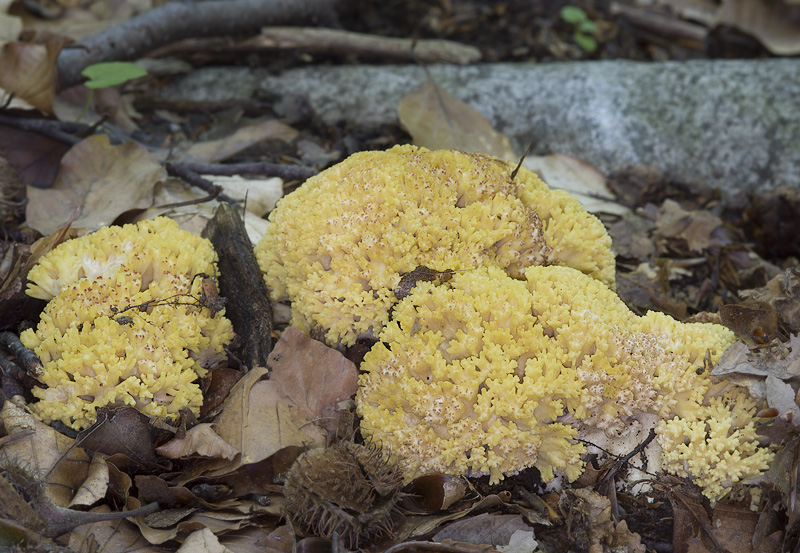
left=712, top=334, right=800, bottom=423
left=431, top=513, right=533, bottom=549
left=26, top=134, right=162, bottom=235
left=739, top=268, right=800, bottom=335
left=524, top=154, right=628, bottom=215
left=67, top=503, right=162, bottom=553
left=69, top=454, right=111, bottom=508
left=156, top=423, right=238, bottom=460
left=560, top=488, right=645, bottom=553
left=655, top=199, right=735, bottom=253
left=717, top=0, right=800, bottom=55
left=177, top=527, right=234, bottom=553
left=397, top=74, right=517, bottom=161
left=212, top=366, right=314, bottom=470
left=403, top=474, right=468, bottom=514
left=0, top=125, right=72, bottom=188
left=0, top=397, right=90, bottom=507
left=76, top=407, right=159, bottom=466
left=0, top=40, right=62, bottom=113
left=266, top=326, right=359, bottom=434
left=184, top=119, right=299, bottom=163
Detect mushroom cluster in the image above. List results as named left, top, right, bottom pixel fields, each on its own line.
left=22, top=217, right=234, bottom=430
left=258, top=146, right=772, bottom=501
left=256, top=145, right=613, bottom=346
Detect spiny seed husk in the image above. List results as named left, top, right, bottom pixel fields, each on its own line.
left=283, top=441, right=403, bottom=549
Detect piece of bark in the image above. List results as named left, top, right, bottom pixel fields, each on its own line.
left=202, top=203, right=273, bottom=369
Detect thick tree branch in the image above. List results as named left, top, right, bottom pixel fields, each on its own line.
left=56, top=0, right=337, bottom=91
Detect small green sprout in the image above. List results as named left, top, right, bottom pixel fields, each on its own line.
left=560, top=6, right=598, bottom=53
left=77, top=62, right=148, bottom=122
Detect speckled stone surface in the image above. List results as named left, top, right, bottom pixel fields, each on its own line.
left=161, top=60, right=800, bottom=193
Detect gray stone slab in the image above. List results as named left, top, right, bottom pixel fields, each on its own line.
left=162, top=60, right=800, bottom=193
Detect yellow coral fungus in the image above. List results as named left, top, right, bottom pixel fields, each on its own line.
left=256, top=145, right=613, bottom=346
left=22, top=217, right=233, bottom=430
left=356, top=266, right=586, bottom=484
left=656, top=386, right=773, bottom=501
left=357, top=265, right=770, bottom=499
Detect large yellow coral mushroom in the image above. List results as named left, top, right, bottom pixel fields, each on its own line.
left=256, top=145, right=614, bottom=346
left=356, top=266, right=771, bottom=501
left=22, top=218, right=234, bottom=430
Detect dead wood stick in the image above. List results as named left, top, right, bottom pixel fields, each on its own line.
left=240, top=27, right=482, bottom=64
left=0, top=331, right=43, bottom=377
left=56, top=0, right=338, bottom=91
left=610, top=2, right=708, bottom=43
left=202, top=203, right=273, bottom=369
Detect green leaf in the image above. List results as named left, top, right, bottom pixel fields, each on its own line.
left=81, top=62, right=147, bottom=90
left=578, top=20, right=597, bottom=34
left=560, top=5, right=587, bottom=25
left=574, top=33, right=598, bottom=53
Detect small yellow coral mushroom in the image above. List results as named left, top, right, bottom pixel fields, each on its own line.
left=21, top=217, right=234, bottom=430
left=356, top=265, right=772, bottom=501
left=256, top=145, right=614, bottom=346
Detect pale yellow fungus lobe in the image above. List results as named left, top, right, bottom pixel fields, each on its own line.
left=22, top=217, right=234, bottom=430
left=656, top=386, right=774, bottom=501
left=356, top=266, right=586, bottom=484
left=357, top=265, right=769, bottom=500
left=256, top=145, right=613, bottom=346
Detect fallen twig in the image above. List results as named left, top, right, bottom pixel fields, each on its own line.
left=56, top=0, right=338, bottom=90
left=610, top=3, right=708, bottom=44
left=0, top=331, right=43, bottom=377
left=166, top=163, right=237, bottom=204
left=240, top=27, right=481, bottom=64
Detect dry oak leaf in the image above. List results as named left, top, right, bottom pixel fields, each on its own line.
left=26, top=134, right=162, bottom=235
left=0, top=40, right=62, bottom=113
left=397, top=75, right=516, bottom=162
left=156, top=423, right=239, bottom=461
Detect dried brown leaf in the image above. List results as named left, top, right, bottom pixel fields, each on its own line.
left=718, top=0, right=800, bottom=55
left=212, top=366, right=320, bottom=471
left=69, top=454, right=110, bottom=508
left=76, top=407, right=158, bottom=465
left=67, top=503, right=161, bottom=553
left=0, top=125, right=71, bottom=188
left=403, top=474, right=468, bottom=514
left=184, top=119, right=299, bottom=163
left=431, top=513, right=531, bottom=548
left=524, top=154, right=628, bottom=215
left=739, top=268, right=800, bottom=335
left=0, top=397, right=90, bottom=508
left=0, top=41, right=61, bottom=113
left=655, top=199, right=733, bottom=253
left=267, top=326, right=359, bottom=425
left=221, top=525, right=296, bottom=553
left=133, top=508, right=258, bottom=545
left=156, top=423, right=238, bottom=460
left=561, top=488, right=646, bottom=553
left=401, top=494, right=548, bottom=543
left=26, top=134, right=162, bottom=235
left=177, top=528, right=235, bottom=553
left=397, top=76, right=516, bottom=161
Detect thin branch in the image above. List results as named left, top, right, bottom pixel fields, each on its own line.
left=166, top=163, right=237, bottom=204
left=0, top=331, right=43, bottom=377
left=56, top=0, right=338, bottom=90
left=0, top=114, right=83, bottom=146
left=610, top=3, right=708, bottom=43
left=239, top=27, right=481, bottom=64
